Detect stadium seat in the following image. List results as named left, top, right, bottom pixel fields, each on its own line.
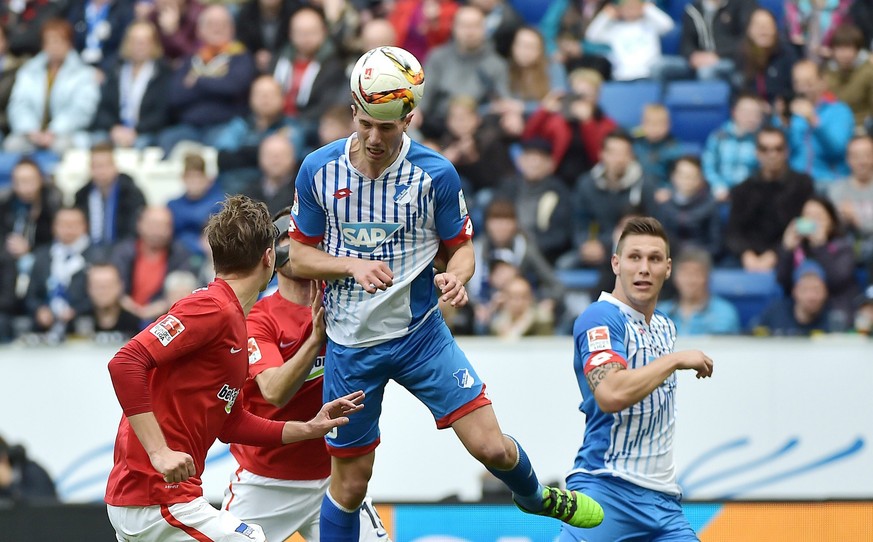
left=758, top=0, right=786, bottom=27
left=511, top=0, right=551, bottom=24
left=710, top=268, right=783, bottom=329
left=667, top=0, right=692, bottom=21
left=663, top=80, right=731, bottom=146
left=0, top=151, right=22, bottom=189
left=599, top=81, right=662, bottom=130
left=556, top=269, right=601, bottom=291
left=661, top=26, right=682, bottom=56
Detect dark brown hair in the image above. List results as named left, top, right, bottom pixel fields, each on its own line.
left=616, top=216, right=670, bottom=258
left=205, top=195, right=274, bottom=275
left=183, top=153, right=206, bottom=174
left=41, top=18, right=74, bottom=44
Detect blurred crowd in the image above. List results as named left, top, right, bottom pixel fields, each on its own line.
left=1, top=0, right=873, bottom=345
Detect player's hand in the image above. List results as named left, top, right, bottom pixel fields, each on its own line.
left=308, top=391, right=366, bottom=436
left=149, top=447, right=196, bottom=484
left=434, top=272, right=468, bottom=307
left=672, top=350, right=713, bottom=379
left=349, top=259, right=394, bottom=294
left=310, top=281, right=326, bottom=343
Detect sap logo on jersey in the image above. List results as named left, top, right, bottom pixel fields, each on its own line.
left=217, top=383, right=240, bottom=414
left=340, top=222, right=401, bottom=253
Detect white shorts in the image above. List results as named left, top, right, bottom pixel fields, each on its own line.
left=107, top=497, right=266, bottom=542
left=222, top=469, right=389, bottom=542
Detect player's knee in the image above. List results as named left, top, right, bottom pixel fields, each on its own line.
left=331, top=476, right=370, bottom=508
left=469, top=440, right=514, bottom=469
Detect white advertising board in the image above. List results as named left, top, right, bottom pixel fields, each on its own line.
left=0, top=336, right=870, bottom=503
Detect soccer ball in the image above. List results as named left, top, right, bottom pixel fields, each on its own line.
left=350, top=46, right=425, bottom=121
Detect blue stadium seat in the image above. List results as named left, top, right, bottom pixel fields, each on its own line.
left=556, top=269, right=600, bottom=290
left=710, top=268, right=783, bottom=329
left=599, top=81, right=663, bottom=130
left=511, top=0, right=551, bottom=24
left=0, top=151, right=22, bottom=189
left=663, top=80, right=731, bottom=146
left=661, top=26, right=683, bottom=56
left=758, top=0, right=786, bottom=27
left=667, top=0, right=692, bottom=21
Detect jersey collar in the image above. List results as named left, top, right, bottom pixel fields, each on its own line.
left=598, top=291, right=647, bottom=322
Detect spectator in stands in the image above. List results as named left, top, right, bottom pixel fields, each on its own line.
left=73, top=142, right=147, bottom=248
left=163, top=268, right=200, bottom=305
left=786, top=0, right=852, bottom=62
left=235, top=0, right=298, bottom=73
left=752, top=260, right=835, bottom=335
left=388, top=0, right=458, bottom=64
left=853, top=284, right=873, bottom=335
left=563, top=130, right=656, bottom=269
left=823, top=23, right=873, bottom=134
left=422, top=6, right=509, bottom=129
left=469, top=198, right=565, bottom=311
left=0, top=158, right=63, bottom=262
left=111, top=205, right=194, bottom=323
left=90, top=21, right=172, bottom=149
left=4, top=19, right=99, bottom=154
left=270, top=5, right=347, bottom=148
left=632, top=104, right=683, bottom=190
left=656, top=0, right=754, bottom=82
left=828, top=135, right=873, bottom=268
left=734, top=8, right=796, bottom=115
left=658, top=247, right=741, bottom=335
left=358, top=17, right=398, bottom=53
left=439, top=95, right=512, bottom=200
left=504, top=137, right=573, bottom=264
left=311, top=0, right=362, bottom=60
left=0, top=0, right=64, bottom=57
left=473, top=257, right=520, bottom=334
left=584, top=0, right=674, bottom=81
left=0, top=25, right=25, bottom=140
left=726, top=127, right=815, bottom=272
left=66, top=0, right=135, bottom=71
left=243, top=133, right=297, bottom=216
left=538, top=0, right=612, bottom=80
left=777, top=194, right=857, bottom=329
left=0, top=434, right=57, bottom=503
left=136, top=0, right=204, bottom=66
left=24, top=207, right=99, bottom=338
left=523, top=67, right=617, bottom=185
left=656, top=156, right=722, bottom=260
left=215, top=75, right=299, bottom=193
left=702, top=93, right=765, bottom=201
left=317, top=104, right=354, bottom=146
left=489, top=25, right=567, bottom=132
left=82, top=261, right=142, bottom=339
left=489, top=274, right=554, bottom=338
left=159, top=5, right=256, bottom=156
left=786, top=59, right=854, bottom=186
left=166, top=153, right=222, bottom=258
left=469, top=0, right=524, bottom=59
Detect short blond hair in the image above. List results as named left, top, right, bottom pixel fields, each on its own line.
left=568, top=68, right=603, bottom=92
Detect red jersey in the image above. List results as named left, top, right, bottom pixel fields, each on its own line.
left=230, top=292, right=330, bottom=480
left=105, top=279, right=282, bottom=506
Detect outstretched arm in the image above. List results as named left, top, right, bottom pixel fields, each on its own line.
left=587, top=350, right=713, bottom=413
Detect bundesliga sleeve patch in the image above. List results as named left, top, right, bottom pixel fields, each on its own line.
left=149, top=315, right=185, bottom=346
left=586, top=326, right=612, bottom=352
left=291, top=191, right=299, bottom=215
left=247, top=337, right=262, bottom=365
left=458, top=189, right=468, bottom=218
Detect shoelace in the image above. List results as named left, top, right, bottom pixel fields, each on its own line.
left=544, top=487, right=578, bottom=520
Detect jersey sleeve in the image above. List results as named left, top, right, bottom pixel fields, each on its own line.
left=289, top=159, right=325, bottom=245
left=131, top=298, right=221, bottom=367
left=573, top=303, right=629, bottom=376
left=245, top=308, right=284, bottom=379
left=432, top=160, right=474, bottom=246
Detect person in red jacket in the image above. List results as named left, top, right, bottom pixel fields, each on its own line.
left=104, top=195, right=363, bottom=542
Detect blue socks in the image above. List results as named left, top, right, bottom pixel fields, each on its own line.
left=320, top=490, right=360, bottom=542
left=486, top=434, right=545, bottom=511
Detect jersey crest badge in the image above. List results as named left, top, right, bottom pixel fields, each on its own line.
left=340, top=222, right=402, bottom=253
left=393, top=185, right=412, bottom=205
left=586, top=326, right=612, bottom=351
left=149, top=315, right=185, bottom=346
left=247, top=337, right=262, bottom=365
left=453, top=368, right=474, bottom=389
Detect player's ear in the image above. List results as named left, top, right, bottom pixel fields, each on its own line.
left=665, top=257, right=672, bottom=280
left=611, top=253, right=620, bottom=276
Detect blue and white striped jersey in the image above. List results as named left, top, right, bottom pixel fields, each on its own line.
left=289, top=134, right=472, bottom=347
left=570, top=292, right=681, bottom=495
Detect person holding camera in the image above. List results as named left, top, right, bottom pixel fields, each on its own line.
left=776, top=194, right=858, bottom=331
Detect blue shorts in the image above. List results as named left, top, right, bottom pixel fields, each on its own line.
left=560, top=474, right=698, bottom=542
left=322, top=312, right=490, bottom=457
